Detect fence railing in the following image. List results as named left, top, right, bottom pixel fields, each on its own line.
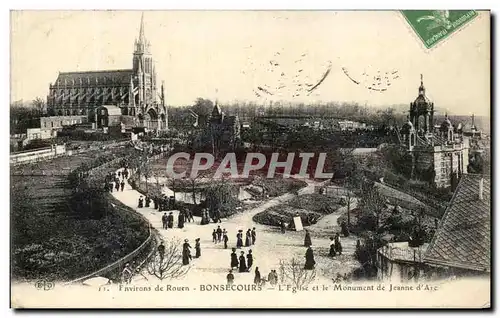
left=64, top=222, right=153, bottom=285
left=64, top=166, right=157, bottom=285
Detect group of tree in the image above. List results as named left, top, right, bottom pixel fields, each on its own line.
left=10, top=98, right=47, bottom=134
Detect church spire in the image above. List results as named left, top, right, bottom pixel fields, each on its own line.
left=135, top=12, right=149, bottom=53
left=138, top=12, right=146, bottom=45
left=419, top=74, right=425, bottom=95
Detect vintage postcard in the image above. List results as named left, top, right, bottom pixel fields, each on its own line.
left=10, top=10, right=491, bottom=308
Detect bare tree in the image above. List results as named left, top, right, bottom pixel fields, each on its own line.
left=359, top=186, right=387, bottom=231
left=32, top=97, right=46, bottom=116
left=146, top=239, right=190, bottom=281
left=278, top=258, right=317, bottom=289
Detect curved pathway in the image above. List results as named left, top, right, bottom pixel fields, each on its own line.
left=112, top=172, right=359, bottom=286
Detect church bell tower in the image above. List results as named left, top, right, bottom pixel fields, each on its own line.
left=132, top=13, right=157, bottom=111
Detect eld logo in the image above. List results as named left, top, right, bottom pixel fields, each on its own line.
left=35, top=280, right=55, bottom=291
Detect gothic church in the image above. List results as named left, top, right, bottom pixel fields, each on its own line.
left=46, top=13, right=167, bottom=131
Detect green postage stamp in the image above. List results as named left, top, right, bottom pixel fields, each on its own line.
left=401, top=10, right=478, bottom=49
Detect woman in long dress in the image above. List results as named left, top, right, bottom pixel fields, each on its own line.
left=238, top=251, right=247, bottom=273
left=245, top=229, right=252, bottom=247
left=178, top=212, right=185, bottom=229
left=328, top=236, right=336, bottom=257
left=246, top=249, right=254, bottom=270
left=195, top=238, right=201, bottom=258
left=254, top=267, right=261, bottom=285
left=182, top=239, right=192, bottom=265
left=230, top=248, right=239, bottom=269
left=236, top=230, right=243, bottom=248
left=304, top=246, right=316, bottom=270
left=304, top=229, right=312, bottom=247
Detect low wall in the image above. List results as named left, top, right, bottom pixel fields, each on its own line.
left=10, top=144, right=66, bottom=166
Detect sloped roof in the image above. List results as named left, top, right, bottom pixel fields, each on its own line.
left=423, top=174, right=491, bottom=272
left=55, top=69, right=134, bottom=86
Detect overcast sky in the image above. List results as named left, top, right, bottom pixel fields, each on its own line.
left=10, top=10, right=490, bottom=116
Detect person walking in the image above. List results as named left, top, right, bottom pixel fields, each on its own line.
left=239, top=251, right=247, bottom=273
left=223, top=230, right=229, bottom=249
left=212, top=229, right=218, bottom=243
left=236, top=230, right=243, bottom=248
left=182, top=239, right=192, bottom=265
left=334, top=233, right=343, bottom=256
left=167, top=212, right=174, bottom=228
left=246, top=249, right=254, bottom=271
left=161, top=213, right=168, bottom=230
left=328, top=236, right=336, bottom=257
left=120, top=180, right=125, bottom=192
left=230, top=248, right=239, bottom=270
left=304, top=246, right=316, bottom=270
left=195, top=238, right=201, bottom=258
left=304, top=229, right=312, bottom=247
left=157, top=242, right=165, bottom=260
left=121, top=263, right=132, bottom=284
left=227, top=270, right=235, bottom=285
left=245, top=229, right=252, bottom=247
left=254, top=267, right=261, bottom=285
left=251, top=227, right=257, bottom=245
left=216, top=226, right=223, bottom=243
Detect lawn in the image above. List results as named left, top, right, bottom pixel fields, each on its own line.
left=253, top=194, right=343, bottom=227
left=11, top=147, right=150, bottom=281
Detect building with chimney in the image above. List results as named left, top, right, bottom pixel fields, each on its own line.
left=376, top=174, right=490, bottom=281
left=46, top=13, right=168, bottom=131
left=400, top=75, right=470, bottom=188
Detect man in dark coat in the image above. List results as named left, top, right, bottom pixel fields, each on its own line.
left=304, top=246, right=316, bottom=270
left=230, top=248, right=239, bottom=269
left=115, top=181, right=120, bottom=192
left=216, top=226, right=223, bottom=243
left=167, top=212, right=174, bottom=228
left=145, top=196, right=151, bottom=208
left=162, top=213, right=168, bottom=230
left=212, top=229, right=217, bottom=243
left=238, top=251, right=247, bottom=273
left=251, top=227, right=257, bottom=245
left=120, top=181, right=125, bottom=192
left=138, top=196, right=144, bottom=208
left=304, top=229, right=312, bottom=247
left=223, top=230, right=229, bottom=249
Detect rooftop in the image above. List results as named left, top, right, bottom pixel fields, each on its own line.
left=423, top=174, right=491, bottom=272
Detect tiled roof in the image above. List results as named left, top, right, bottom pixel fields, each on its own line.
left=423, top=174, right=491, bottom=272
left=55, top=69, right=134, bottom=86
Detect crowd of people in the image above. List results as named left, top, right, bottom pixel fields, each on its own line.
left=116, top=165, right=352, bottom=287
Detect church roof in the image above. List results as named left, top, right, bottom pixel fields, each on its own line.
left=423, top=174, right=491, bottom=272
left=55, top=69, right=134, bottom=86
